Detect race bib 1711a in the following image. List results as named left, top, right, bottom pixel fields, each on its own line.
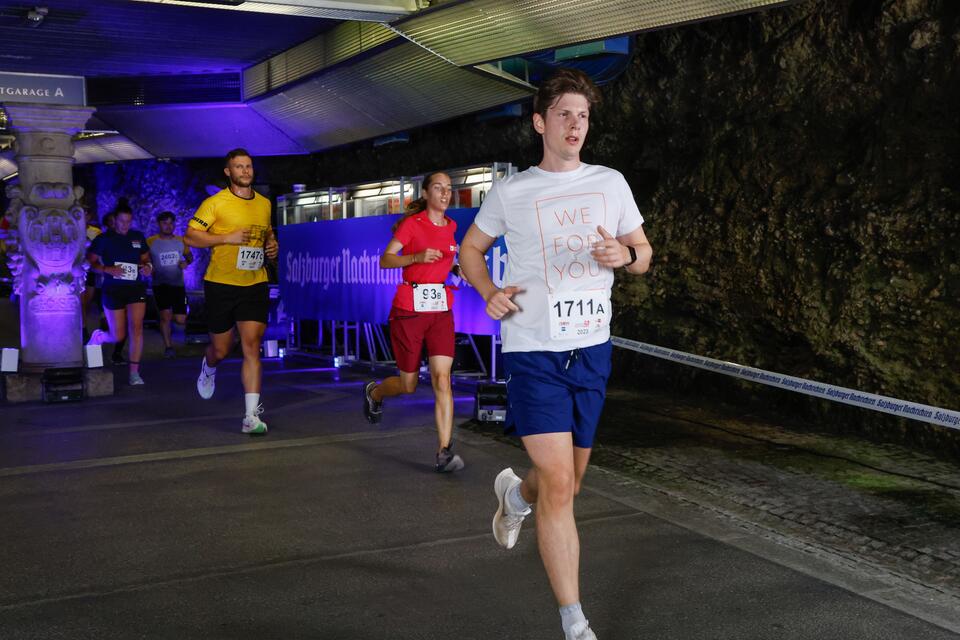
left=547, top=290, right=610, bottom=340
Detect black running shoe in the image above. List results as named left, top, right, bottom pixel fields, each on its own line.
left=363, top=381, right=382, bottom=424
left=436, top=445, right=465, bottom=473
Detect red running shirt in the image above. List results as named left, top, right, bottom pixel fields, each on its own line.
left=391, top=211, right=457, bottom=312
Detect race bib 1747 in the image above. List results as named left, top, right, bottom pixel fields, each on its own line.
left=547, top=290, right=610, bottom=340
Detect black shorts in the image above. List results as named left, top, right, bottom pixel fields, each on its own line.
left=203, top=280, right=269, bottom=335
left=102, top=284, right=147, bottom=310
left=154, top=284, right=187, bottom=314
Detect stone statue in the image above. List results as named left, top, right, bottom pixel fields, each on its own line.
left=1, top=104, right=94, bottom=370
left=6, top=182, right=86, bottom=301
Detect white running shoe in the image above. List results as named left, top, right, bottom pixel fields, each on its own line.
left=566, top=622, right=598, bottom=640
left=492, top=467, right=530, bottom=549
left=129, top=372, right=145, bottom=386
left=242, top=405, right=268, bottom=435
left=196, top=359, right=215, bottom=400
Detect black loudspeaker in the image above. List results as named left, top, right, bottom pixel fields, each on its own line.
left=475, top=381, right=507, bottom=422
left=42, top=367, right=84, bottom=403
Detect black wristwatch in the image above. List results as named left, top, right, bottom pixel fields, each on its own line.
left=623, top=245, right=638, bottom=267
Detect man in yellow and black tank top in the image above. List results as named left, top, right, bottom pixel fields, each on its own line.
left=184, top=148, right=278, bottom=436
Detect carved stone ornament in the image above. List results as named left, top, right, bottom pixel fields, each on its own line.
left=2, top=104, right=95, bottom=368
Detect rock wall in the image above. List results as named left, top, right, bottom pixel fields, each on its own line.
left=77, top=158, right=233, bottom=291
left=605, top=0, right=959, bottom=447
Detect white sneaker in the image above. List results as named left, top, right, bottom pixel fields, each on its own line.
left=566, top=622, right=597, bottom=640
left=196, top=359, right=215, bottom=400
left=241, top=405, right=268, bottom=435
left=492, top=467, right=530, bottom=549
left=129, top=372, right=145, bottom=386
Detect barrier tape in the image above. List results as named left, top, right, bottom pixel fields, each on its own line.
left=611, top=336, right=960, bottom=431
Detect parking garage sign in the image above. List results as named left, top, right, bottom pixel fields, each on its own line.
left=0, top=71, right=86, bottom=106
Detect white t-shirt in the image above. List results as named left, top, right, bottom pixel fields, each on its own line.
left=474, top=163, right=644, bottom=353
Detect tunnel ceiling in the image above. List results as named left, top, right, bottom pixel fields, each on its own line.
left=0, top=0, right=798, bottom=178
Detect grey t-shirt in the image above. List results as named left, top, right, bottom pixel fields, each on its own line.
left=147, top=235, right=187, bottom=286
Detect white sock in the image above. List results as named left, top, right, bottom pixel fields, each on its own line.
left=244, top=393, right=260, bottom=416
left=507, top=483, right=531, bottom=514
left=202, top=357, right=217, bottom=376
left=560, top=602, right=587, bottom=636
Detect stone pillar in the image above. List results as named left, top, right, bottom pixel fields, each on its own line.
left=2, top=104, right=95, bottom=371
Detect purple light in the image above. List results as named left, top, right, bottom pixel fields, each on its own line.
left=94, top=103, right=307, bottom=158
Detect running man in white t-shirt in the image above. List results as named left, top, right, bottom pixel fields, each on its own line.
left=460, top=68, right=653, bottom=640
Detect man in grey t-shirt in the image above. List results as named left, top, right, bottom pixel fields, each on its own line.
left=148, top=211, right=193, bottom=358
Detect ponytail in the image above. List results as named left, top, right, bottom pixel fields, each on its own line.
left=390, top=171, right=443, bottom=234
left=391, top=197, right=427, bottom=233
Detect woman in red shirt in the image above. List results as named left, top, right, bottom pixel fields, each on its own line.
left=362, top=172, right=465, bottom=473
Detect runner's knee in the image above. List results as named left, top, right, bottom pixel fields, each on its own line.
left=537, top=466, right=576, bottom=507
left=210, top=342, right=231, bottom=361
left=240, top=340, right=261, bottom=358
left=430, top=369, right=451, bottom=394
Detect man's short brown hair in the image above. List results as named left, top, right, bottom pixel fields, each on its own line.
left=224, top=148, right=252, bottom=167
left=533, top=68, right=602, bottom=118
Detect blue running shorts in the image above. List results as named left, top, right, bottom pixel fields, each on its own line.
left=502, top=340, right=612, bottom=449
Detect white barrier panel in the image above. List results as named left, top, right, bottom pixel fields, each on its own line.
left=84, top=344, right=103, bottom=368
left=1, top=348, right=18, bottom=373
left=263, top=339, right=279, bottom=359
left=611, top=336, right=960, bottom=431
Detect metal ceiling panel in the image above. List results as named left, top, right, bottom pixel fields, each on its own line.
left=74, top=135, right=154, bottom=163
left=0, top=135, right=152, bottom=181
left=249, top=41, right=533, bottom=151
left=243, top=22, right=397, bottom=99
left=0, top=0, right=335, bottom=77
left=94, top=103, right=307, bottom=158
left=391, top=0, right=798, bottom=66
left=130, top=0, right=414, bottom=22
left=88, top=73, right=242, bottom=107
left=0, top=152, right=16, bottom=181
